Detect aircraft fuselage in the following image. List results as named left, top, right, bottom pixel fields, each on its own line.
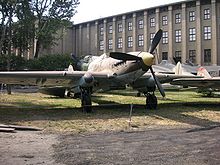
left=87, top=54, right=147, bottom=84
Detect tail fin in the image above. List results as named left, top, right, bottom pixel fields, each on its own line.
left=197, top=67, right=211, bottom=78
left=174, top=62, right=183, bottom=75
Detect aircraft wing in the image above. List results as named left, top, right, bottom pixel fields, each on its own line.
left=0, top=71, right=110, bottom=88
left=130, top=73, right=198, bottom=93
left=171, top=78, right=220, bottom=89
left=137, top=72, right=198, bottom=83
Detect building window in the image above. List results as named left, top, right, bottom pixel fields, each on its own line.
left=162, top=52, right=168, bottom=60
left=189, top=28, right=196, bottom=41
left=189, top=11, right=195, bottom=22
left=175, top=30, right=181, bottom=43
left=204, top=49, right=211, bottom=63
left=128, top=22, right=133, bottom=31
left=100, top=27, right=104, bottom=35
left=99, top=40, right=104, bottom=50
left=175, top=13, right=181, bottom=24
left=109, top=25, right=113, bottom=34
left=150, top=33, right=155, bottom=43
left=108, top=39, right=113, bottom=50
left=189, top=50, right=196, bottom=63
left=150, top=17, right=155, bottom=27
left=138, top=34, right=144, bottom=47
left=138, top=19, right=144, bottom=29
left=204, top=26, right=211, bottom=40
left=127, top=36, right=133, bottom=48
left=162, top=31, right=168, bottom=44
left=204, top=9, right=210, bottom=20
left=162, top=15, right=168, bottom=25
left=117, top=37, right=123, bottom=49
left=118, top=23, right=123, bottom=33
left=174, top=51, right=182, bottom=62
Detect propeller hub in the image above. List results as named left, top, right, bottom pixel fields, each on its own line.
left=141, top=52, right=155, bottom=67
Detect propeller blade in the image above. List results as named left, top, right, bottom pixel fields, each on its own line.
left=150, top=67, right=165, bottom=97
left=149, top=29, right=163, bottom=54
left=110, top=52, right=141, bottom=61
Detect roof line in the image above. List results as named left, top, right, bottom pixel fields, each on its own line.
left=73, top=0, right=193, bottom=25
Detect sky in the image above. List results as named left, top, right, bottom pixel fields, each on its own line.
left=73, top=0, right=182, bottom=24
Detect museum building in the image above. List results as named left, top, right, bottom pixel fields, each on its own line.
left=51, top=0, right=220, bottom=66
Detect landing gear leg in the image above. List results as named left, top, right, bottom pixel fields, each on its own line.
left=145, top=92, right=157, bottom=110
left=81, top=87, right=92, bottom=113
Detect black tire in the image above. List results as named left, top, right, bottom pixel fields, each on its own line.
left=81, top=91, right=92, bottom=113
left=146, top=94, right=157, bottom=110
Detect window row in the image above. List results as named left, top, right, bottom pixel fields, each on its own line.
left=99, top=35, right=145, bottom=50
left=175, top=27, right=211, bottom=42
left=99, top=27, right=212, bottom=50
left=100, top=8, right=211, bottom=35
left=162, top=49, right=211, bottom=64
left=100, top=26, right=212, bottom=50
left=172, top=49, right=211, bottom=63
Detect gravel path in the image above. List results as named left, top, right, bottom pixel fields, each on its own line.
left=1, top=126, right=219, bottom=165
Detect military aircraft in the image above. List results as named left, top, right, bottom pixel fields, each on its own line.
left=171, top=67, right=220, bottom=96
left=0, top=29, right=197, bottom=112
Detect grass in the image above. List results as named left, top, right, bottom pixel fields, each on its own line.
left=0, top=89, right=220, bottom=134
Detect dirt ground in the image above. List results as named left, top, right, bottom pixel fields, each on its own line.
left=1, top=126, right=220, bottom=165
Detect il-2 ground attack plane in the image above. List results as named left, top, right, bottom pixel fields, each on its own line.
left=171, top=67, right=220, bottom=96
left=0, top=29, right=197, bottom=112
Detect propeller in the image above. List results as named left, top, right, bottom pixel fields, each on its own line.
left=109, top=29, right=165, bottom=97
left=150, top=67, right=165, bottom=97
left=110, top=52, right=140, bottom=61
left=148, top=29, right=165, bottom=97
left=149, top=29, right=163, bottom=54
left=110, top=29, right=162, bottom=66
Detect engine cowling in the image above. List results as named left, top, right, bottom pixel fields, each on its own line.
left=79, top=72, right=94, bottom=87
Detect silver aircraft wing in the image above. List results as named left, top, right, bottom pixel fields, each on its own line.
left=171, top=78, right=220, bottom=89
left=0, top=71, right=112, bottom=89
left=130, top=72, right=200, bottom=93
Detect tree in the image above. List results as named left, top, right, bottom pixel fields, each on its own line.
left=0, top=0, right=80, bottom=59
left=12, top=0, right=35, bottom=56
left=30, top=0, right=80, bottom=58
left=0, top=0, right=15, bottom=55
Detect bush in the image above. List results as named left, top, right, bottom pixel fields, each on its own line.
left=27, top=54, right=73, bottom=71
left=0, top=54, right=73, bottom=71
left=0, top=54, right=27, bottom=71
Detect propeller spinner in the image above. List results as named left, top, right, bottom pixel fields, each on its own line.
left=110, top=29, right=165, bottom=97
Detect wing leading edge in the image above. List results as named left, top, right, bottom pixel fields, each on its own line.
left=0, top=71, right=110, bottom=87
left=171, top=78, right=220, bottom=89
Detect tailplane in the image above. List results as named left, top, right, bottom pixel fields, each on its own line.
left=197, top=67, right=211, bottom=78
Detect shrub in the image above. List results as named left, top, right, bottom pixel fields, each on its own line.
left=27, top=54, right=73, bottom=71
left=0, top=54, right=73, bottom=71
left=0, top=54, right=27, bottom=71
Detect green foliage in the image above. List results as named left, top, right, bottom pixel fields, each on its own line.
left=0, top=0, right=80, bottom=58
left=27, top=54, right=73, bottom=71
left=0, top=54, right=27, bottom=71
left=0, top=54, right=72, bottom=71
left=30, top=0, right=80, bottom=58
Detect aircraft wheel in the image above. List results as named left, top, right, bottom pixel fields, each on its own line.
left=146, top=93, right=157, bottom=110
left=81, top=89, right=92, bottom=113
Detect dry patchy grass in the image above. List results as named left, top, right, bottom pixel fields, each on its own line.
left=0, top=90, right=220, bottom=133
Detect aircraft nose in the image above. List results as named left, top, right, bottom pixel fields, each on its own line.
left=141, top=52, right=155, bottom=67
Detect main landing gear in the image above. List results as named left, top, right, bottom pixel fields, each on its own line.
left=145, top=92, right=157, bottom=110
left=80, top=87, right=92, bottom=113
